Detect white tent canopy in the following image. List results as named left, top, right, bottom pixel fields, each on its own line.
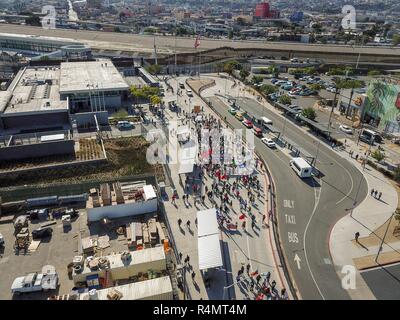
left=197, top=209, right=219, bottom=237
left=197, top=208, right=223, bottom=271
left=198, top=234, right=223, bottom=270
left=178, top=162, right=194, bottom=174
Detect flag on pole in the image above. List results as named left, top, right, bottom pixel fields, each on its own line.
left=194, top=35, right=200, bottom=49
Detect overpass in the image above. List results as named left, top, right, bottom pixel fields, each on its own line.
left=0, top=24, right=400, bottom=67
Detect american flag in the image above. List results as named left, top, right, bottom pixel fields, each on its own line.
left=194, top=35, right=200, bottom=49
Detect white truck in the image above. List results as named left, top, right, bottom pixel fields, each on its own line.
left=11, top=269, right=59, bottom=295
left=290, top=157, right=313, bottom=178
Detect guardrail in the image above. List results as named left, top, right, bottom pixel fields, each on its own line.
left=187, top=79, right=299, bottom=300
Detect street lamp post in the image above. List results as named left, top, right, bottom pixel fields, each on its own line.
left=327, top=87, right=339, bottom=139
left=375, top=210, right=395, bottom=263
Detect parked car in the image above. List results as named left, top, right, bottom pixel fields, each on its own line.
left=261, top=138, right=276, bottom=148
left=117, top=121, right=134, bottom=130
left=11, top=269, right=59, bottom=295
left=339, top=125, right=353, bottom=134
left=326, top=87, right=337, bottom=93
left=186, top=89, right=193, bottom=97
left=31, top=227, right=53, bottom=240
left=0, top=233, right=4, bottom=247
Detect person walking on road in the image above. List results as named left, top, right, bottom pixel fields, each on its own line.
left=374, top=190, right=378, bottom=198
left=186, top=220, right=191, bottom=229
left=355, top=231, right=360, bottom=242
left=371, top=188, right=375, bottom=196
left=246, top=263, right=251, bottom=274
left=178, top=218, right=182, bottom=228
left=378, top=192, right=382, bottom=200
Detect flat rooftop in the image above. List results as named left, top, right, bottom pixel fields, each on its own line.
left=2, top=66, right=68, bottom=115
left=59, top=60, right=129, bottom=94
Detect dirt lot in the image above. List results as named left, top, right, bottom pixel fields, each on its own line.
left=0, top=208, right=131, bottom=300
left=0, top=136, right=164, bottom=188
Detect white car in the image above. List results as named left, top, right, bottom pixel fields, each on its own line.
left=339, top=125, right=353, bottom=134
left=117, top=121, right=134, bottom=130
left=326, top=87, right=337, bottom=93
left=186, top=89, right=193, bottom=97
left=261, top=138, right=276, bottom=148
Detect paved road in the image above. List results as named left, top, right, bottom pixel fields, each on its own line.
left=203, top=91, right=368, bottom=299
left=361, top=264, right=400, bottom=300
left=2, top=24, right=400, bottom=58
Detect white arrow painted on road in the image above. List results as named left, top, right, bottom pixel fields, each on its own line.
left=294, top=254, right=301, bottom=270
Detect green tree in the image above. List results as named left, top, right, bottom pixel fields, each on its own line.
left=150, top=95, right=162, bottom=106
left=25, top=14, right=41, bottom=26
left=392, top=34, right=400, bottom=46
left=130, top=85, right=160, bottom=101
left=268, top=64, right=279, bottom=78
left=260, top=84, right=277, bottom=95
left=223, top=60, right=242, bottom=75
left=252, top=75, right=263, bottom=85
left=367, top=70, right=381, bottom=76
left=334, top=79, right=364, bottom=89
left=302, top=107, right=316, bottom=121
left=112, top=109, right=129, bottom=120
left=371, top=149, right=385, bottom=162
left=239, top=69, right=250, bottom=80
left=228, top=30, right=234, bottom=39
left=146, top=64, right=162, bottom=75
left=279, top=95, right=292, bottom=105
left=309, top=83, right=325, bottom=91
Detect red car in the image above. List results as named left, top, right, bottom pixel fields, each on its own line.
left=253, top=127, right=263, bottom=137
left=242, top=119, right=253, bottom=128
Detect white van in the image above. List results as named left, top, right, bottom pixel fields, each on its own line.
left=261, top=117, right=273, bottom=127
left=290, top=157, right=312, bottom=178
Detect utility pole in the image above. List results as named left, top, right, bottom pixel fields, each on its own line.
left=327, top=86, right=339, bottom=139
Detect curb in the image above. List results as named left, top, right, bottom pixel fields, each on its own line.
left=187, top=78, right=298, bottom=299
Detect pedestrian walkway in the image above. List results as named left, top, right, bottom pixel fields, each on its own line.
left=329, top=140, right=399, bottom=299
left=159, top=76, right=289, bottom=300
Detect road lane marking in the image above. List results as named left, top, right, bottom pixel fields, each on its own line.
left=303, top=178, right=326, bottom=300
left=288, top=232, right=299, bottom=243
left=294, top=254, right=301, bottom=270
left=285, top=214, right=296, bottom=224
left=283, top=199, right=295, bottom=208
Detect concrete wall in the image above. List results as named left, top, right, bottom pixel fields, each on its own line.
left=1, top=111, right=69, bottom=132
left=71, top=111, right=109, bottom=127
left=87, top=198, right=158, bottom=222
left=0, top=139, right=75, bottom=161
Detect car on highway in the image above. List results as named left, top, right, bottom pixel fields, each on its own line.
left=253, top=127, right=263, bottom=137
left=117, top=121, right=135, bottom=130
left=242, top=119, right=253, bottom=128
left=228, top=107, right=237, bottom=115
left=339, top=125, right=353, bottom=134
left=235, top=112, right=245, bottom=121
left=261, top=137, right=276, bottom=148
left=186, top=89, right=193, bottom=97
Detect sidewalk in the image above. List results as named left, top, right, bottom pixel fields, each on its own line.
left=159, top=76, right=289, bottom=300
left=329, top=139, right=399, bottom=299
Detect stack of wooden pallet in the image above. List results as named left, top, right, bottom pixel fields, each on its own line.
left=90, top=188, right=100, bottom=207
left=113, top=182, right=125, bottom=204
left=148, top=218, right=158, bottom=246
left=100, top=183, right=111, bottom=206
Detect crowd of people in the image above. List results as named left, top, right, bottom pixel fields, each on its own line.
left=172, top=108, right=286, bottom=300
